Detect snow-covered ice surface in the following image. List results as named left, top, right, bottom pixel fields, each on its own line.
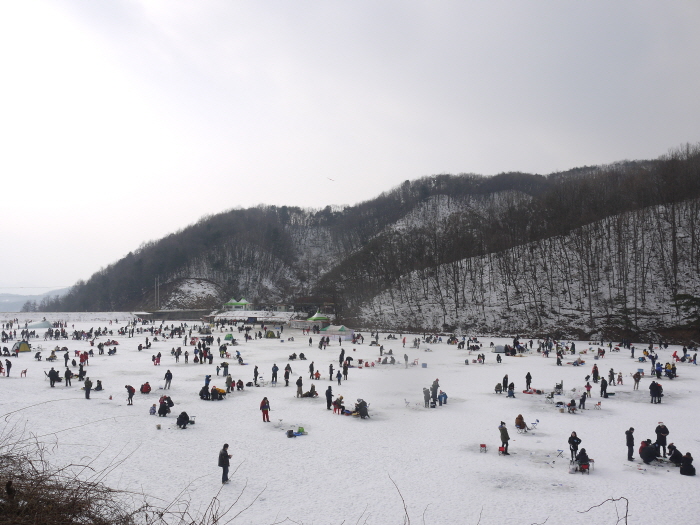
left=1, top=314, right=699, bottom=525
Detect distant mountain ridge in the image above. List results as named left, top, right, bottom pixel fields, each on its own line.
left=39, top=144, right=700, bottom=338
left=1, top=288, right=69, bottom=313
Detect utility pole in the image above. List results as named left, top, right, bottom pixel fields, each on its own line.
left=155, top=276, right=160, bottom=309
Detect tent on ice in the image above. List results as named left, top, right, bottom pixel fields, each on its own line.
left=290, top=310, right=331, bottom=330
left=321, top=325, right=355, bottom=341
left=12, top=341, right=31, bottom=353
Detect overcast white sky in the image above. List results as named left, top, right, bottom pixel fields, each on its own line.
left=2, top=1, right=699, bottom=295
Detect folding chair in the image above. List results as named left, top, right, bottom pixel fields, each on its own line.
left=594, top=402, right=602, bottom=410
left=480, top=444, right=488, bottom=453
left=498, top=447, right=506, bottom=456
left=412, top=359, right=419, bottom=366
left=530, top=419, right=539, bottom=429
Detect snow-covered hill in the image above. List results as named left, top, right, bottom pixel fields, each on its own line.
left=358, top=198, right=700, bottom=338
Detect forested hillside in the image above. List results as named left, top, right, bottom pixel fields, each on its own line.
left=41, top=144, right=700, bottom=337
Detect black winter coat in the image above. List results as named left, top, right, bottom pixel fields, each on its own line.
left=568, top=436, right=582, bottom=450
left=218, top=448, right=230, bottom=467
left=669, top=448, right=683, bottom=465
left=655, top=425, right=669, bottom=446
left=640, top=444, right=659, bottom=464
left=680, top=455, right=696, bottom=476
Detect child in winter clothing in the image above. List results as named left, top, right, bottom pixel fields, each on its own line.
left=149, top=404, right=157, bottom=415
left=260, top=397, right=270, bottom=422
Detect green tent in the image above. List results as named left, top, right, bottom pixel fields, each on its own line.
left=307, top=311, right=330, bottom=322
left=224, top=334, right=233, bottom=341
left=224, top=298, right=251, bottom=309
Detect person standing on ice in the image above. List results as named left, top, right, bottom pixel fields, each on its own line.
left=431, top=379, right=440, bottom=406
left=404, top=354, right=408, bottom=368
left=568, top=431, right=581, bottom=461
left=525, top=372, right=532, bottom=390
left=164, top=370, right=172, bottom=389
left=309, top=361, right=315, bottom=379
left=218, top=444, right=231, bottom=484
left=125, top=385, right=135, bottom=405
left=626, top=427, right=635, bottom=461
left=296, top=376, right=303, bottom=398
left=336, top=370, right=342, bottom=385
left=655, top=422, right=670, bottom=457
left=325, top=386, right=333, bottom=410
left=84, top=377, right=92, bottom=399
left=578, top=391, right=587, bottom=410
left=502, top=374, right=508, bottom=393
left=329, top=363, right=334, bottom=381
left=423, top=388, right=430, bottom=407
left=271, top=364, right=279, bottom=385
left=260, top=397, right=270, bottom=422
left=253, top=365, right=259, bottom=385
left=499, top=422, right=510, bottom=455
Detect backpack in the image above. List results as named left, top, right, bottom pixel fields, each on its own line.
left=286, top=430, right=295, bottom=438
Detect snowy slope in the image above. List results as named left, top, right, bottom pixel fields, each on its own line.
left=1, top=313, right=698, bottom=524
left=161, top=278, right=223, bottom=310
left=358, top=199, right=700, bottom=336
